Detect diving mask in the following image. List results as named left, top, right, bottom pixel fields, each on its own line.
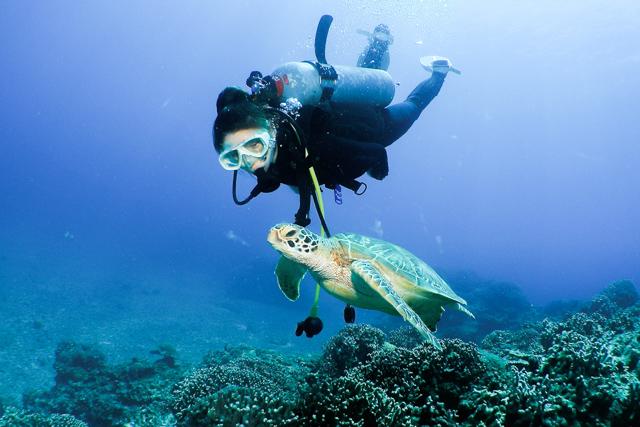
left=219, top=130, right=276, bottom=171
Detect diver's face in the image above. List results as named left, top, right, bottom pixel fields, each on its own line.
left=221, top=127, right=275, bottom=173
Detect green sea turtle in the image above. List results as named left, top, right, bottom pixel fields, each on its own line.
left=267, top=223, right=474, bottom=349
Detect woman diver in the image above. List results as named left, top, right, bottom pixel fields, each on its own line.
left=212, top=20, right=458, bottom=231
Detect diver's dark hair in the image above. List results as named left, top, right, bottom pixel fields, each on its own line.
left=213, top=87, right=273, bottom=153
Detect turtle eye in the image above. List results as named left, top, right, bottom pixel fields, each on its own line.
left=285, top=230, right=296, bottom=237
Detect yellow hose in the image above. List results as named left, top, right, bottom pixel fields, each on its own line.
left=306, top=150, right=325, bottom=316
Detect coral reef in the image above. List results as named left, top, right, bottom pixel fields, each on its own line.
left=23, top=342, right=182, bottom=427
left=0, top=406, right=87, bottom=427
left=478, top=282, right=640, bottom=426
left=430, top=272, right=536, bottom=342
left=298, top=337, right=488, bottom=426
left=600, top=279, right=639, bottom=308
left=171, top=345, right=311, bottom=425
left=480, top=322, right=542, bottom=358
left=5, top=280, right=639, bottom=426
left=386, top=325, right=423, bottom=350
left=319, top=324, right=386, bottom=376
left=181, top=280, right=640, bottom=426
left=176, top=386, right=299, bottom=426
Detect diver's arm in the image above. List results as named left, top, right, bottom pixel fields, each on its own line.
left=293, top=172, right=312, bottom=226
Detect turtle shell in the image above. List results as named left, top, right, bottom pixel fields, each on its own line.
left=333, top=233, right=466, bottom=305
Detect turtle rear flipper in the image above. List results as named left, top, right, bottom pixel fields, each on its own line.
left=455, top=303, right=475, bottom=319
left=351, top=260, right=441, bottom=350
left=275, top=256, right=307, bottom=301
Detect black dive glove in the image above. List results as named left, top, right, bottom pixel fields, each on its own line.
left=294, top=213, right=311, bottom=227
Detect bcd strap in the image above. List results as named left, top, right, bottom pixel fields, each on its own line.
left=303, top=60, right=338, bottom=103
left=339, top=179, right=367, bottom=195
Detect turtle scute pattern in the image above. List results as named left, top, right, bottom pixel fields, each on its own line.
left=334, top=233, right=463, bottom=303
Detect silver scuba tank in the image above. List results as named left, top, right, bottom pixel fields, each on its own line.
left=268, top=61, right=395, bottom=108
left=246, top=15, right=395, bottom=109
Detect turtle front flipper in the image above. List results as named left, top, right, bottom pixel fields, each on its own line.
left=275, top=255, right=308, bottom=301
left=351, top=260, right=442, bottom=350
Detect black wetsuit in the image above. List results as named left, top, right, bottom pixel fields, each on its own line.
left=260, top=72, right=446, bottom=226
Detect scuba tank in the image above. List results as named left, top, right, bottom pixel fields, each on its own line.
left=246, top=15, right=395, bottom=109
left=248, top=62, right=395, bottom=108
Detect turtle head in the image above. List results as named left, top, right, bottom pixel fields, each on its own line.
left=268, top=223, right=320, bottom=264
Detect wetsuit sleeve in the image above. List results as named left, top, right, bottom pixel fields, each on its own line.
left=378, top=73, right=446, bottom=147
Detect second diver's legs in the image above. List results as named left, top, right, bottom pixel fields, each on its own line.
left=378, top=72, right=446, bottom=147
left=357, top=24, right=392, bottom=70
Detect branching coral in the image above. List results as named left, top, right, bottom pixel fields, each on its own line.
left=296, top=337, right=487, bottom=426
left=387, top=325, right=423, bottom=350
left=0, top=406, right=87, bottom=427
left=171, top=346, right=309, bottom=424
left=320, top=324, right=386, bottom=377
left=179, top=386, right=300, bottom=427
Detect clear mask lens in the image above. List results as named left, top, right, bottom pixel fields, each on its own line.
left=240, top=137, right=267, bottom=156
left=219, top=132, right=272, bottom=170
left=219, top=150, right=240, bottom=169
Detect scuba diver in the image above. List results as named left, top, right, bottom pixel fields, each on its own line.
left=213, top=19, right=459, bottom=230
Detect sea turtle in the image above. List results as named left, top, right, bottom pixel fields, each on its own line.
left=267, top=223, right=474, bottom=349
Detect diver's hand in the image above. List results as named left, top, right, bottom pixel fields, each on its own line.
left=295, top=316, right=323, bottom=338
left=294, top=214, right=311, bottom=227
left=367, top=161, right=389, bottom=180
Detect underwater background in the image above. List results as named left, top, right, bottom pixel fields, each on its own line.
left=1, top=0, right=639, bottom=425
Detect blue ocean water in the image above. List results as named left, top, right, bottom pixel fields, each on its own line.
left=1, top=0, right=639, bottom=418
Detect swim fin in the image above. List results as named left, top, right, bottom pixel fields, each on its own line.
left=420, top=55, right=461, bottom=75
